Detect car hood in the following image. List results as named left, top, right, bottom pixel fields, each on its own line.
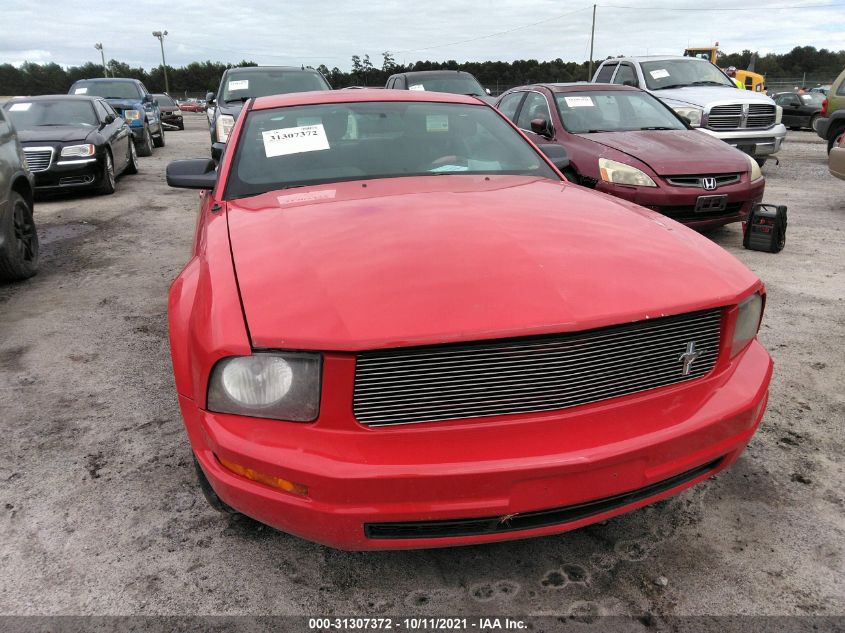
left=226, top=175, right=759, bottom=351
left=582, top=129, right=751, bottom=175
left=653, top=86, right=775, bottom=108
left=17, top=126, right=93, bottom=144
left=104, top=99, right=143, bottom=112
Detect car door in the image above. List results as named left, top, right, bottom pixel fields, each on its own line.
left=96, top=100, right=129, bottom=171
left=776, top=94, right=801, bottom=126
left=515, top=91, right=555, bottom=143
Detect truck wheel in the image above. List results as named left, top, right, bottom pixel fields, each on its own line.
left=136, top=126, right=153, bottom=157
left=153, top=126, right=166, bottom=148
left=97, top=151, right=116, bottom=195
left=0, top=191, right=39, bottom=281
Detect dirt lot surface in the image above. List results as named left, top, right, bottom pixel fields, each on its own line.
left=1, top=114, right=843, bottom=620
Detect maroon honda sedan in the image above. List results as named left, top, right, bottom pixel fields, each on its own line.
left=496, top=83, right=765, bottom=229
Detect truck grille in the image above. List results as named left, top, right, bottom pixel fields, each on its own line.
left=707, top=104, right=776, bottom=131
left=746, top=104, right=776, bottom=128
left=23, top=147, right=54, bottom=172
left=707, top=104, right=743, bottom=130
left=353, top=309, right=722, bottom=426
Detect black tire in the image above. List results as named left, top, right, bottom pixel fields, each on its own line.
left=0, top=191, right=39, bottom=282
left=153, top=125, right=165, bottom=148
left=193, top=457, right=237, bottom=514
left=124, top=139, right=139, bottom=175
left=97, top=150, right=116, bottom=195
left=828, top=130, right=844, bottom=154
left=808, top=114, right=818, bottom=132
left=178, top=121, right=185, bottom=131
left=136, top=126, right=153, bottom=157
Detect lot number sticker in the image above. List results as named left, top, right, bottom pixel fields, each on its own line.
left=228, top=80, right=249, bottom=91
left=409, top=84, right=426, bottom=91
left=262, top=124, right=330, bottom=158
left=649, top=69, right=670, bottom=79
left=74, top=87, right=88, bottom=94
left=426, top=114, right=449, bottom=132
left=564, top=96, right=594, bottom=108
left=9, top=103, right=32, bottom=111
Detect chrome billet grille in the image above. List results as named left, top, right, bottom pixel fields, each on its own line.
left=23, top=147, right=54, bottom=172
left=665, top=174, right=741, bottom=188
left=353, top=309, right=722, bottom=426
left=747, top=104, right=775, bottom=128
left=707, top=104, right=742, bottom=130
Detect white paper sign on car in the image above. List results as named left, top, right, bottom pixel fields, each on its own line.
left=262, top=124, right=330, bottom=158
left=409, top=84, right=425, bottom=91
left=564, top=96, right=594, bottom=108
left=228, top=80, right=249, bottom=91
left=426, top=114, right=449, bottom=132
left=74, top=87, right=88, bottom=94
left=649, top=69, right=670, bottom=79
left=9, top=103, right=32, bottom=111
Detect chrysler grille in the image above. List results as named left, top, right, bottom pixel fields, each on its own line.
left=353, top=309, right=722, bottom=426
left=23, top=147, right=54, bottom=172
left=707, top=104, right=776, bottom=131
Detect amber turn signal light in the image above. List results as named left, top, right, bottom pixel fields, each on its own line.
left=218, top=456, right=308, bottom=496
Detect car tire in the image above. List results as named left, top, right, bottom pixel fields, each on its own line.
left=178, top=121, right=185, bottom=131
left=0, top=191, right=39, bottom=282
left=124, top=139, right=139, bottom=175
left=137, top=126, right=153, bottom=157
left=808, top=114, right=818, bottom=132
left=193, top=457, right=238, bottom=514
left=97, top=151, right=116, bottom=195
left=828, top=126, right=844, bottom=153
left=153, top=126, right=165, bottom=148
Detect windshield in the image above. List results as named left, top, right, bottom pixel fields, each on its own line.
left=4, top=100, right=99, bottom=128
left=71, top=80, right=141, bottom=100
left=641, top=59, right=734, bottom=90
left=225, top=101, right=557, bottom=199
left=221, top=70, right=330, bottom=102
left=554, top=90, right=685, bottom=133
left=155, top=94, right=176, bottom=107
left=404, top=74, right=486, bottom=96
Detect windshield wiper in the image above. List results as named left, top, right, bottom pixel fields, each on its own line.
left=652, top=84, right=687, bottom=90
left=639, top=126, right=674, bottom=130
left=691, top=81, right=727, bottom=86
left=584, top=129, right=612, bottom=133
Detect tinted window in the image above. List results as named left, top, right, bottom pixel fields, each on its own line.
left=155, top=94, right=177, bottom=106
left=226, top=101, right=558, bottom=199
left=640, top=59, right=734, bottom=90
left=838, top=80, right=845, bottom=96
left=516, top=92, right=551, bottom=129
left=4, top=99, right=99, bottom=128
left=497, top=92, right=525, bottom=121
left=71, top=80, right=142, bottom=99
left=94, top=100, right=111, bottom=121
left=594, top=63, right=617, bottom=83
left=613, top=64, right=637, bottom=87
left=554, top=90, right=685, bottom=133
left=221, top=70, right=330, bottom=102
left=402, top=74, right=485, bottom=96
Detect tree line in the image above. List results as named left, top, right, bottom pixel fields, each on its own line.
left=1, top=46, right=842, bottom=97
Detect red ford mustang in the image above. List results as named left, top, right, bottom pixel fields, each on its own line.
left=166, top=90, right=773, bottom=550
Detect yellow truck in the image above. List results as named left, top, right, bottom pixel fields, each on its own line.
left=683, top=45, right=767, bottom=93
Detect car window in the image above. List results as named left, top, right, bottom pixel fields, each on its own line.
left=613, top=64, right=638, bottom=87
left=400, top=74, right=485, bottom=96
left=799, top=93, right=824, bottom=106
left=640, top=59, right=734, bottom=90
left=155, top=94, right=177, bottom=107
left=595, top=64, right=617, bottom=83
left=516, top=92, right=551, bottom=129
left=225, top=101, right=559, bottom=199
left=221, top=70, right=331, bottom=102
left=4, top=99, right=99, bottom=128
left=71, top=80, right=142, bottom=99
left=497, top=92, right=525, bottom=121
left=94, top=100, right=111, bottom=122
left=554, top=90, right=685, bottom=133
left=103, top=102, right=118, bottom=118
left=838, top=80, right=845, bottom=96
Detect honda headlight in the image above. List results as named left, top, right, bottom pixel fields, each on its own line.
left=124, top=109, right=142, bottom=121
left=731, top=293, right=764, bottom=357
left=598, top=158, right=656, bottom=187
left=672, top=105, right=703, bottom=127
left=216, top=114, right=235, bottom=143
left=775, top=105, right=783, bottom=124
left=207, top=353, right=321, bottom=421
left=60, top=144, right=95, bottom=157
left=744, top=154, right=763, bottom=181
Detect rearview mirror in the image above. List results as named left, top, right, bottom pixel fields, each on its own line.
left=536, top=143, right=570, bottom=173
left=166, top=159, right=217, bottom=189
left=530, top=117, right=553, bottom=139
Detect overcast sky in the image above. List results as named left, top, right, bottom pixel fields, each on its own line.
left=3, top=0, right=844, bottom=71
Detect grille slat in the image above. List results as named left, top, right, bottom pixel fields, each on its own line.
left=23, top=147, right=53, bottom=172
left=354, top=310, right=722, bottom=426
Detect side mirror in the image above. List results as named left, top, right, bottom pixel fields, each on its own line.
left=103, top=114, right=115, bottom=124
left=211, top=142, right=226, bottom=163
left=143, top=93, right=154, bottom=104
left=537, top=143, right=570, bottom=173
left=166, top=159, right=217, bottom=189
left=530, top=117, right=553, bottom=139
left=485, top=88, right=492, bottom=96
left=205, top=91, right=216, bottom=105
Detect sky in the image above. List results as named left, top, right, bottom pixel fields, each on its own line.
left=2, top=0, right=844, bottom=72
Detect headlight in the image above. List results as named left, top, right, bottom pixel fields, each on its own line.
left=731, top=293, right=764, bottom=357
left=175, top=109, right=182, bottom=116
left=775, top=105, right=783, bottom=124
left=744, top=153, right=763, bottom=181
left=207, top=353, right=321, bottom=421
left=216, top=114, right=235, bottom=143
left=672, top=106, right=703, bottom=127
left=124, top=109, right=142, bottom=121
left=60, top=144, right=95, bottom=157
left=598, top=158, right=657, bottom=187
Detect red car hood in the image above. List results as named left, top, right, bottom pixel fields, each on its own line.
left=584, top=130, right=751, bottom=176
left=226, top=175, right=759, bottom=351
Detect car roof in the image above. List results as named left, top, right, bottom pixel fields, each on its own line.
left=5, top=94, right=98, bottom=102
left=73, top=77, right=140, bottom=82
left=252, top=88, right=484, bottom=110
left=395, top=70, right=475, bottom=76
left=510, top=82, right=641, bottom=94
left=603, top=55, right=704, bottom=63
left=225, top=66, right=320, bottom=73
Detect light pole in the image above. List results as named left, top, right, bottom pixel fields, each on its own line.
left=94, top=43, right=108, bottom=78
left=152, top=30, right=169, bottom=94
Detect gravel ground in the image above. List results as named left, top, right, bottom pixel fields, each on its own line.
left=1, top=114, right=843, bottom=620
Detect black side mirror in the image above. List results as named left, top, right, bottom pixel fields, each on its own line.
left=143, top=93, right=154, bottom=104
left=166, top=159, right=217, bottom=189
left=211, top=142, right=226, bottom=163
left=530, top=117, right=553, bottom=139
left=536, top=143, right=570, bottom=173
left=103, top=114, right=115, bottom=125
left=205, top=91, right=216, bottom=105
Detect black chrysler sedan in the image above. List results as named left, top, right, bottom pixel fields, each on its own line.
left=772, top=92, right=825, bottom=131
left=2, top=95, right=138, bottom=195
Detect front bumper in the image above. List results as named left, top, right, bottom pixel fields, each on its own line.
left=182, top=339, right=772, bottom=550
left=161, top=112, right=183, bottom=126
left=699, top=124, right=787, bottom=157
left=32, top=156, right=103, bottom=190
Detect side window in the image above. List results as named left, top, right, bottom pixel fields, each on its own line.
left=497, top=92, right=525, bottom=121
left=613, top=64, right=638, bottom=87
left=386, top=77, right=394, bottom=89
left=103, top=102, right=118, bottom=118
left=836, top=80, right=845, bottom=96
left=516, top=92, right=551, bottom=130
left=395, top=76, right=406, bottom=89
left=594, top=63, right=617, bottom=83
left=94, top=100, right=110, bottom=122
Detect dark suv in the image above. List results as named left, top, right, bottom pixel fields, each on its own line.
left=206, top=66, right=331, bottom=160
left=68, top=78, right=164, bottom=156
left=0, top=108, right=38, bottom=281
